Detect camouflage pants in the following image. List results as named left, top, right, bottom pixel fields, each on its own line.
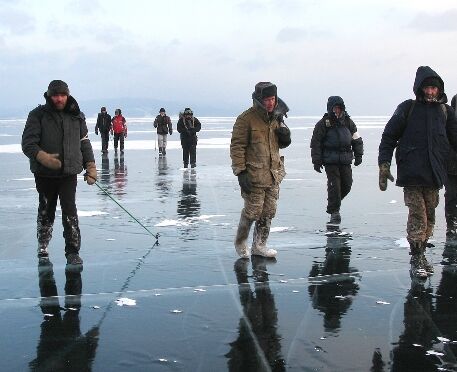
left=241, top=183, right=280, bottom=221
left=404, top=186, right=439, bottom=243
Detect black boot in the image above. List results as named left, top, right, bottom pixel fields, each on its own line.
left=62, top=215, right=83, bottom=265
left=409, top=241, right=427, bottom=279
left=37, top=215, right=53, bottom=259
left=162, top=147, right=166, bottom=155
left=328, top=211, right=341, bottom=225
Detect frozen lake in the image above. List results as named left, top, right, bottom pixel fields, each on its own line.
left=1, top=115, right=456, bottom=371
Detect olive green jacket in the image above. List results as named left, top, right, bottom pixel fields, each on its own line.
left=230, top=105, right=286, bottom=187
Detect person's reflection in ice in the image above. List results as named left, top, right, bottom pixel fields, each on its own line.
left=113, top=152, right=127, bottom=197
left=390, top=279, right=440, bottom=371
left=177, top=169, right=200, bottom=240
left=29, top=261, right=99, bottom=371
left=226, top=257, right=286, bottom=371
left=387, top=239, right=457, bottom=371
left=155, top=156, right=172, bottom=202
left=308, top=234, right=359, bottom=333
left=100, top=153, right=110, bottom=187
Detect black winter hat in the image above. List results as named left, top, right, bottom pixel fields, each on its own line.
left=183, top=108, right=193, bottom=115
left=159, top=108, right=165, bottom=113
left=421, top=77, right=442, bottom=90
left=47, top=80, right=69, bottom=97
left=101, top=106, right=106, bottom=112
left=253, top=82, right=277, bottom=99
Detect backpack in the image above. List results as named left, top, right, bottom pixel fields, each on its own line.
left=405, top=99, right=447, bottom=123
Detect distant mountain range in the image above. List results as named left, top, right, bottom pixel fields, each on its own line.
left=0, top=97, right=242, bottom=119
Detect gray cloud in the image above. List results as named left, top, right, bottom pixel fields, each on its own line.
left=409, top=9, right=457, bottom=32
left=236, top=0, right=267, bottom=14
left=276, top=26, right=330, bottom=43
left=0, top=8, right=35, bottom=35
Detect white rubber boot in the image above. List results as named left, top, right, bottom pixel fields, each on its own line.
left=234, top=214, right=253, bottom=258
left=252, top=218, right=277, bottom=258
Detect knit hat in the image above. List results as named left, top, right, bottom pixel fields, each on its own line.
left=253, top=82, right=277, bottom=99
left=47, top=80, right=69, bottom=97
left=183, top=108, right=193, bottom=115
left=159, top=108, right=165, bottom=113
left=421, top=77, right=442, bottom=90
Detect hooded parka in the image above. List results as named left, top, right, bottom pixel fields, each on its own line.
left=311, top=96, right=363, bottom=166
left=379, top=66, right=457, bottom=188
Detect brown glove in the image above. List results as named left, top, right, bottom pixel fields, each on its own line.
left=36, top=150, right=61, bottom=170
left=379, top=162, right=394, bottom=191
left=84, top=162, right=97, bottom=185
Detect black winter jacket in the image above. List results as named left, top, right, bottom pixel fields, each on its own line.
left=154, top=114, right=173, bottom=135
left=95, top=113, right=112, bottom=133
left=311, top=96, right=363, bottom=166
left=177, top=117, right=201, bottom=146
left=22, top=94, right=95, bottom=177
left=378, top=66, right=457, bottom=188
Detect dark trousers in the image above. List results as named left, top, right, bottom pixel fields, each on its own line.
left=101, top=131, right=109, bottom=151
left=35, top=175, right=78, bottom=221
left=35, top=175, right=80, bottom=254
left=182, top=144, right=196, bottom=166
left=445, top=174, right=457, bottom=226
left=324, top=164, right=353, bottom=214
left=114, top=133, right=124, bottom=151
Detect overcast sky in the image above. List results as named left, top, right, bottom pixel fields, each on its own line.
left=1, top=0, right=457, bottom=116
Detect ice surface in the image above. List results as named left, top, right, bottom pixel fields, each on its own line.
left=1, top=116, right=456, bottom=371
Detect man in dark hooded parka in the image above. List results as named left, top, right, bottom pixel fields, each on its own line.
left=378, top=66, right=457, bottom=278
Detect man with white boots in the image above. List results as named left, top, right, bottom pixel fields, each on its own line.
left=230, top=82, right=291, bottom=258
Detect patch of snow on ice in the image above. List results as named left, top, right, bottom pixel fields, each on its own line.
left=426, top=350, right=444, bottom=356
left=115, top=298, right=136, bottom=306
left=170, top=309, right=183, bottom=314
left=79, top=210, right=109, bottom=217
left=437, top=337, right=450, bottom=343
left=376, top=301, right=390, bottom=305
left=395, top=237, right=409, bottom=248
left=389, top=200, right=397, bottom=204
left=271, top=227, right=292, bottom=233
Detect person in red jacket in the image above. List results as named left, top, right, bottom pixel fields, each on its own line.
left=111, top=109, right=127, bottom=153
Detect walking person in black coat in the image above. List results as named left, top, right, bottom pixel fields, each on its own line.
left=310, top=96, right=364, bottom=225
left=378, top=66, right=457, bottom=278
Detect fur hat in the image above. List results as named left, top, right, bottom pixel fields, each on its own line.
left=159, top=108, right=166, bottom=113
left=183, top=108, right=193, bottom=115
left=47, top=80, right=69, bottom=97
left=253, top=82, right=277, bottom=99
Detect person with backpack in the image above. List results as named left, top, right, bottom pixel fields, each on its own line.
left=153, top=107, right=173, bottom=156
left=310, top=96, right=364, bottom=225
left=177, top=107, right=201, bottom=168
left=446, top=95, right=457, bottom=238
left=95, top=106, right=112, bottom=153
left=378, top=66, right=457, bottom=279
left=21, top=80, right=97, bottom=266
left=111, top=108, right=127, bottom=153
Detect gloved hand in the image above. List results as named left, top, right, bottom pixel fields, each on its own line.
left=36, top=150, right=62, bottom=170
left=379, top=162, right=394, bottom=191
left=354, top=157, right=362, bottom=166
left=275, top=126, right=291, bottom=147
left=313, top=162, right=323, bottom=173
left=169, top=129, right=173, bottom=135
left=84, top=162, right=97, bottom=185
left=237, top=171, right=252, bottom=194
